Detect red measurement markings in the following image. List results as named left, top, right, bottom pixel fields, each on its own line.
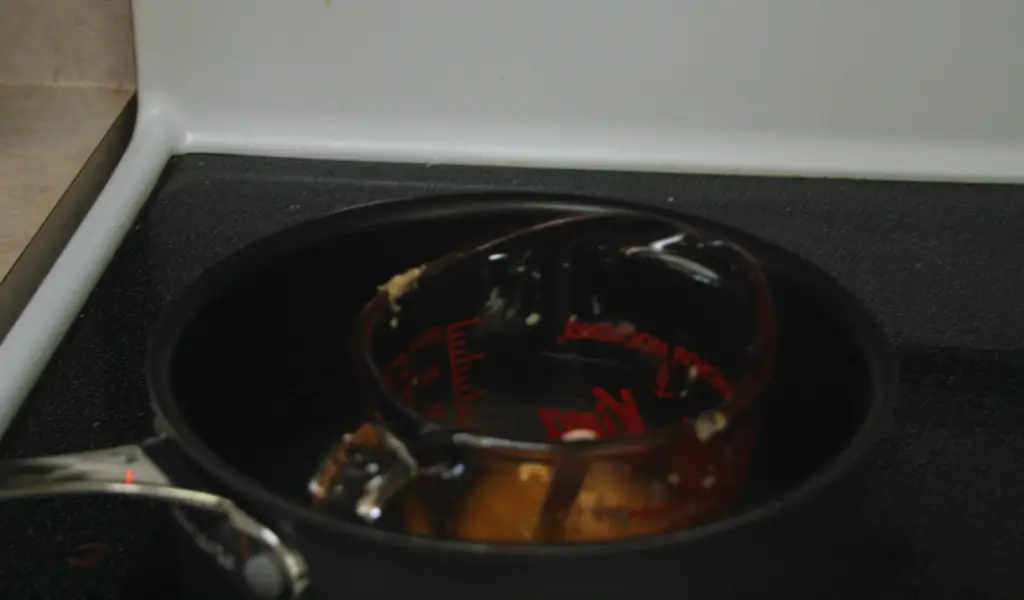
left=562, top=321, right=669, bottom=356
left=387, top=325, right=445, bottom=406
left=385, top=353, right=411, bottom=401
left=539, top=386, right=645, bottom=440
left=653, top=361, right=674, bottom=399
left=397, top=365, right=440, bottom=405
left=386, top=353, right=429, bottom=406
left=407, top=325, right=444, bottom=354
left=561, top=320, right=733, bottom=398
left=671, top=345, right=732, bottom=398
left=446, top=317, right=486, bottom=426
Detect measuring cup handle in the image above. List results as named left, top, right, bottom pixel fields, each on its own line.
left=533, top=454, right=592, bottom=541
left=307, top=423, right=428, bottom=525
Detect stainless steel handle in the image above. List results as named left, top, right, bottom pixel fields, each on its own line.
left=0, top=439, right=309, bottom=600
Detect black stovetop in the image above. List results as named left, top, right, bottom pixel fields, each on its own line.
left=0, top=156, right=1022, bottom=600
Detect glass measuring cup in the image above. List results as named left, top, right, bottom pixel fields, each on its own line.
left=309, top=211, right=775, bottom=542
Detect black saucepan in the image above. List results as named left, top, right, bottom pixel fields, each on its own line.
left=0, top=193, right=895, bottom=600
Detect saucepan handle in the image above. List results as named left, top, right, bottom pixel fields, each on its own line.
left=0, top=436, right=309, bottom=600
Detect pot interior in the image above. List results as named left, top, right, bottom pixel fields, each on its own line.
left=164, top=197, right=881, bottom=531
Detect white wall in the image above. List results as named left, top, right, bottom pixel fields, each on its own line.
left=133, top=0, right=1024, bottom=182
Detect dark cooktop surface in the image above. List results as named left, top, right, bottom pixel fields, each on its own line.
left=0, top=156, right=1022, bottom=599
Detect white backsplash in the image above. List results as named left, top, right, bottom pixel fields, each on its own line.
left=132, top=0, right=1024, bottom=182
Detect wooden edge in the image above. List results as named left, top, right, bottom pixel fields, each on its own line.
left=0, top=96, right=137, bottom=342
